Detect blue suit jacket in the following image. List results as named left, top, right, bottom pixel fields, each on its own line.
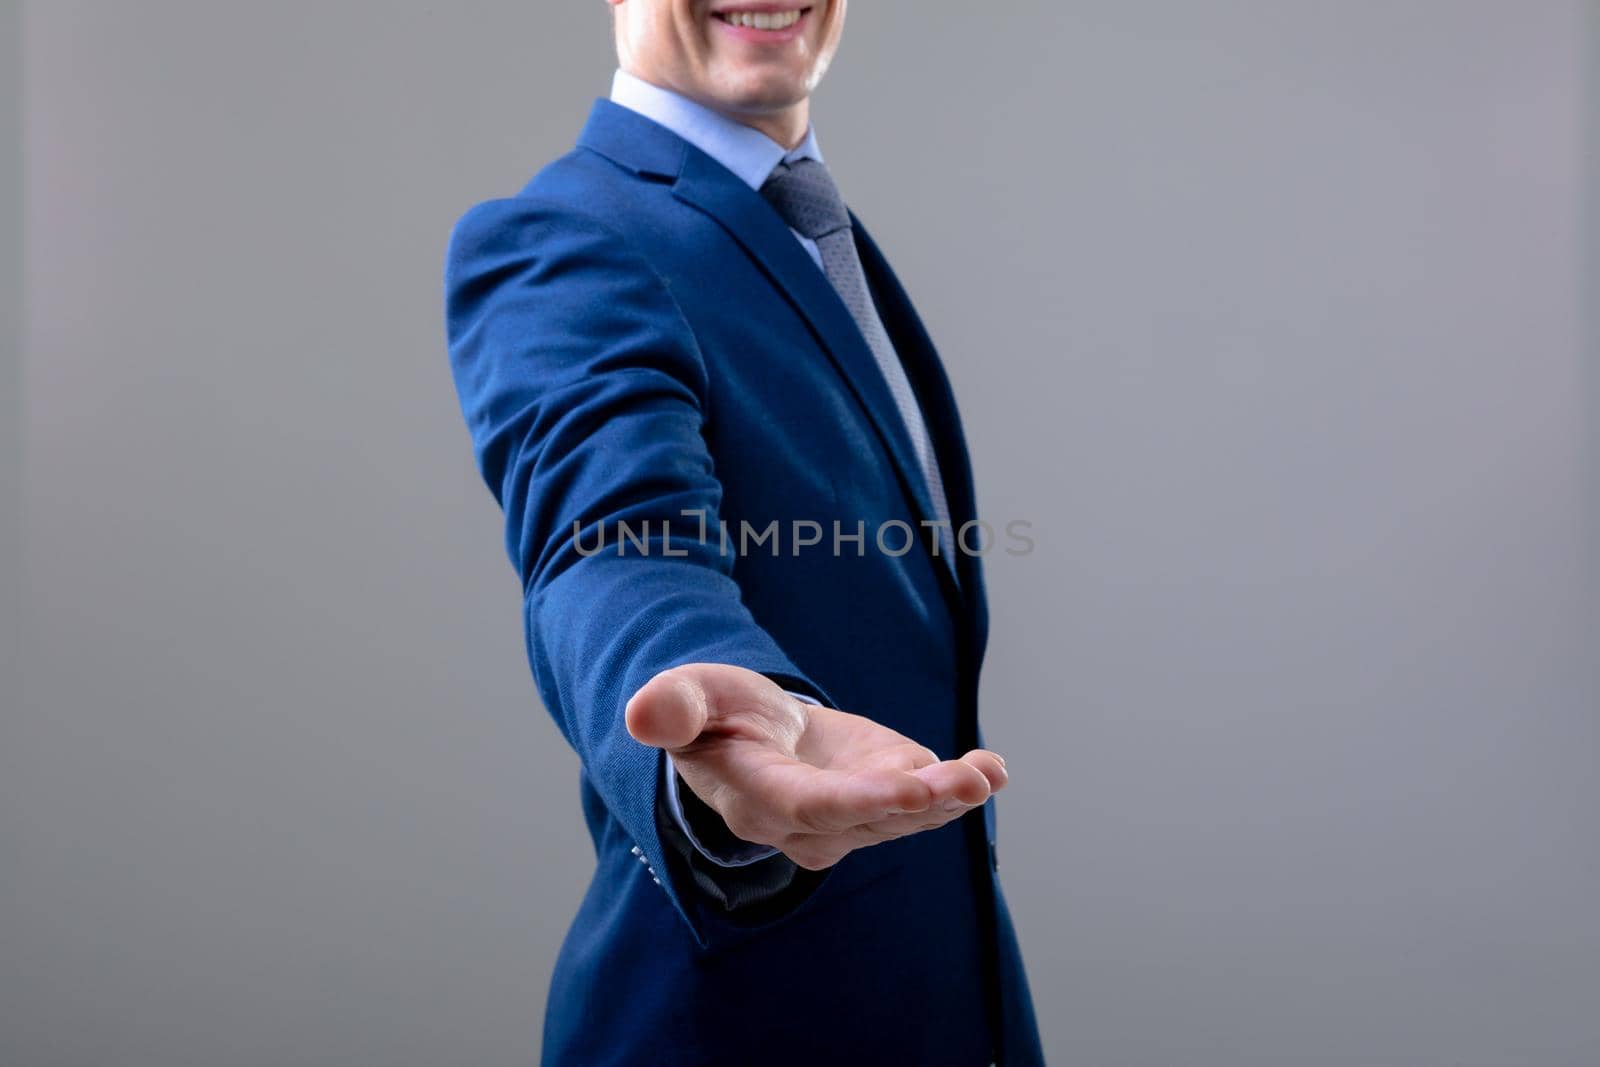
left=445, top=99, right=1044, bottom=1067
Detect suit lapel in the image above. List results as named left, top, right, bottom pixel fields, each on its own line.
left=670, top=149, right=951, bottom=564
left=577, top=100, right=974, bottom=630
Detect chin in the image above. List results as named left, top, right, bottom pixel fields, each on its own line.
left=712, top=71, right=810, bottom=113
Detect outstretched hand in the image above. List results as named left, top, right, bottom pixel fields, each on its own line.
left=625, top=663, right=1007, bottom=871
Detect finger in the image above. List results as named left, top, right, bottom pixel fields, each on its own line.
left=624, top=668, right=709, bottom=750
left=795, top=802, right=959, bottom=855
left=777, top=765, right=933, bottom=834
left=850, top=814, right=950, bottom=844
left=909, top=757, right=992, bottom=809
left=857, top=804, right=968, bottom=839
left=959, top=750, right=1009, bottom=794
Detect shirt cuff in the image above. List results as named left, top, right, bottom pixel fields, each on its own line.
left=663, top=690, right=820, bottom=868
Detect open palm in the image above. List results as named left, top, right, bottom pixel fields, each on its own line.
left=626, top=663, right=1007, bottom=871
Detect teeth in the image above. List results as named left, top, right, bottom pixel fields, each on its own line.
left=720, top=9, right=802, bottom=30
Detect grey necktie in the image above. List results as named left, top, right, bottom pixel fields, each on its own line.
left=760, top=157, right=955, bottom=568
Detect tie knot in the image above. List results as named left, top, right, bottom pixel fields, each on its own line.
left=760, top=158, right=852, bottom=241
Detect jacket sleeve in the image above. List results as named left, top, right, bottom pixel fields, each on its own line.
left=443, top=196, right=828, bottom=939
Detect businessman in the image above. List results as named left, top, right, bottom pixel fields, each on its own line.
left=445, top=2, right=1044, bottom=1063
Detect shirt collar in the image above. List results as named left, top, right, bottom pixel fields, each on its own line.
left=609, top=68, right=823, bottom=192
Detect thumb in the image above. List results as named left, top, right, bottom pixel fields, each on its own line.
left=625, top=667, right=711, bottom=751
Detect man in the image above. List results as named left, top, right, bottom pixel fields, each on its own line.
left=444, top=2, right=1044, bottom=1063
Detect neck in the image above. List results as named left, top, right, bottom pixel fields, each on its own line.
left=725, top=101, right=811, bottom=151
left=620, top=66, right=812, bottom=149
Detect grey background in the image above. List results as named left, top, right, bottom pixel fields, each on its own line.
left=2, top=0, right=20, bottom=792
left=4, top=1, right=1597, bottom=1064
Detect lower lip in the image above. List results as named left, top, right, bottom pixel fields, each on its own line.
left=711, top=8, right=811, bottom=44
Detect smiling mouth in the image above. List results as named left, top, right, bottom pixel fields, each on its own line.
left=712, top=7, right=811, bottom=32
